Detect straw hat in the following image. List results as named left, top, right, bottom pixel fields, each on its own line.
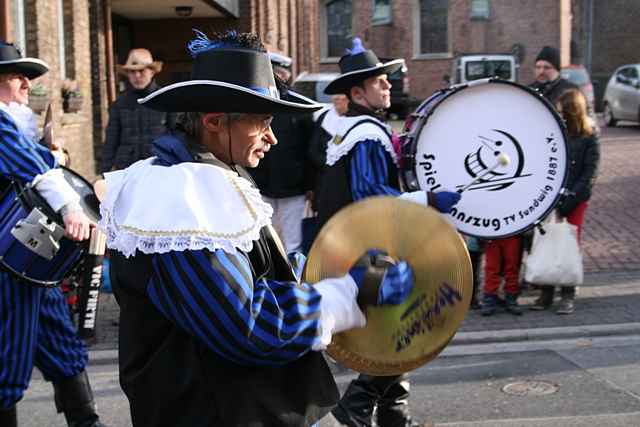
left=117, top=48, right=163, bottom=74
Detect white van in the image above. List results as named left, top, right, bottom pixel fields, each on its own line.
left=451, top=54, right=519, bottom=84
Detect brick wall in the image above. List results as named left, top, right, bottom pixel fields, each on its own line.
left=317, top=0, right=571, bottom=103
left=19, top=0, right=96, bottom=179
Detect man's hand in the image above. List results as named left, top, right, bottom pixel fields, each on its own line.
left=349, top=250, right=414, bottom=307
left=428, top=190, right=461, bottom=214
left=62, top=209, right=92, bottom=241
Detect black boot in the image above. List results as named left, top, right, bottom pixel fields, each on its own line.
left=331, top=374, right=379, bottom=427
left=53, top=371, right=107, bottom=427
left=481, top=294, right=497, bottom=316
left=504, top=293, right=523, bottom=316
left=0, top=406, right=17, bottom=427
left=469, top=250, right=482, bottom=310
left=376, top=374, right=413, bottom=427
left=529, top=287, right=554, bottom=310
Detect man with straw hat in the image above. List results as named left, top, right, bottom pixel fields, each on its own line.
left=315, top=38, right=462, bottom=427
left=100, top=48, right=174, bottom=173
left=101, top=30, right=415, bottom=427
left=0, top=41, right=106, bottom=427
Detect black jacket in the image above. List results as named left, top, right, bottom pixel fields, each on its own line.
left=557, top=134, right=600, bottom=216
left=529, top=77, right=578, bottom=106
left=101, top=81, right=175, bottom=173
left=110, top=153, right=339, bottom=426
left=248, top=94, right=315, bottom=198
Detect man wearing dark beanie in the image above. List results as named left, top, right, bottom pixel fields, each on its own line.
left=529, top=45, right=577, bottom=105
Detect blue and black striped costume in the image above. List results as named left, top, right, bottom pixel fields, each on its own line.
left=0, top=108, right=87, bottom=409
left=109, top=135, right=340, bottom=426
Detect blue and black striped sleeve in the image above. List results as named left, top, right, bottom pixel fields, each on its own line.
left=146, top=248, right=322, bottom=366
left=350, top=139, right=401, bottom=201
left=0, top=110, right=56, bottom=183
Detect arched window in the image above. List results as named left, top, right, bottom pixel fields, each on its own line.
left=322, top=0, right=352, bottom=59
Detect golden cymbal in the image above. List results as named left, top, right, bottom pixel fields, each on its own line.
left=304, top=197, right=472, bottom=375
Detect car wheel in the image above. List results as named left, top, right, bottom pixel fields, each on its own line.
left=604, top=103, right=618, bottom=127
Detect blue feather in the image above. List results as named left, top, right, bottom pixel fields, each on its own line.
left=347, top=37, right=366, bottom=56
left=187, top=29, right=240, bottom=58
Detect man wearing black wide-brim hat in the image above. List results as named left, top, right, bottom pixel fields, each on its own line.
left=101, top=30, right=415, bottom=427
left=0, top=42, right=106, bottom=427
left=315, top=38, right=461, bottom=427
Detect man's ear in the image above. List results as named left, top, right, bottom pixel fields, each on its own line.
left=350, top=85, right=364, bottom=102
left=201, top=113, right=225, bottom=133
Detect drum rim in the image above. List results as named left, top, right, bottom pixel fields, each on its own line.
left=402, top=78, right=570, bottom=239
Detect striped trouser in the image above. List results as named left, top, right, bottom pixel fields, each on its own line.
left=0, top=272, right=88, bottom=409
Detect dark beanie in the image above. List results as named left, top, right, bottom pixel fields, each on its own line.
left=536, top=46, right=560, bottom=71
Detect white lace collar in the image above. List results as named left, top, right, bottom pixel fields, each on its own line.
left=98, top=158, right=273, bottom=257
left=0, top=101, right=39, bottom=144
left=325, top=115, right=397, bottom=166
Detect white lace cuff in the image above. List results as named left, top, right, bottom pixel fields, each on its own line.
left=312, top=274, right=366, bottom=351
left=31, top=168, right=80, bottom=213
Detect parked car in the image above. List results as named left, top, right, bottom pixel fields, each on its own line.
left=603, top=64, right=640, bottom=126
left=561, top=64, right=596, bottom=116
left=450, top=54, right=519, bottom=84
left=291, top=72, right=340, bottom=104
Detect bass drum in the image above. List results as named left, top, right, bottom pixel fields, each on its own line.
left=401, top=78, right=569, bottom=239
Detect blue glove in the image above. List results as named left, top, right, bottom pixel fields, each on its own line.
left=429, top=191, right=461, bottom=214
left=349, top=250, right=414, bottom=306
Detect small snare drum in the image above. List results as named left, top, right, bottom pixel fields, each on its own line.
left=0, top=167, right=100, bottom=287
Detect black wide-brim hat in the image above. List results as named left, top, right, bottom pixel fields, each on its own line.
left=0, top=43, right=49, bottom=80
left=139, top=47, right=321, bottom=115
left=324, top=49, right=404, bottom=95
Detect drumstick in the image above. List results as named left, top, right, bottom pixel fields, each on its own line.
left=458, top=153, right=511, bottom=193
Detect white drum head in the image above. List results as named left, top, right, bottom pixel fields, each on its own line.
left=413, top=80, right=568, bottom=239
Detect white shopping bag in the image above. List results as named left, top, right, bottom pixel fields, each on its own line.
left=524, top=211, right=584, bottom=286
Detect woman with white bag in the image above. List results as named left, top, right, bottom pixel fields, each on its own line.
left=530, top=89, right=600, bottom=314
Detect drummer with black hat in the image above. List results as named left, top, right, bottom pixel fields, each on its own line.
left=0, top=42, right=106, bottom=427
left=314, top=38, right=462, bottom=427
left=101, top=30, right=415, bottom=427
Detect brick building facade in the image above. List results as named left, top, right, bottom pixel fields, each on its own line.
left=571, top=0, right=640, bottom=110
left=1, top=0, right=320, bottom=180
left=2, top=0, right=96, bottom=179
left=317, top=0, right=572, bottom=103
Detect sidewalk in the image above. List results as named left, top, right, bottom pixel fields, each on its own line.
left=88, top=270, right=640, bottom=361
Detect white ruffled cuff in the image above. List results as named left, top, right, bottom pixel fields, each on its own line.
left=312, top=274, right=366, bottom=351
left=31, top=168, right=80, bottom=213
left=399, top=190, right=428, bottom=207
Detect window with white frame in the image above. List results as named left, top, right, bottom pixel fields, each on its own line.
left=323, top=0, right=352, bottom=59
left=417, top=0, right=448, bottom=55
left=372, top=0, right=392, bottom=25
left=470, top=0, right=490, bottom=20
left=11, top=0, right=27, bottom=55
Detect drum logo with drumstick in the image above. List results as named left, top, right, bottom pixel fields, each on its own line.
left=457, top=129, right=531, bottom=193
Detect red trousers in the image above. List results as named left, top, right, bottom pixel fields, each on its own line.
left=483, top=236, right=522, bottom=296
left=566, top=201, right=588, bottom=243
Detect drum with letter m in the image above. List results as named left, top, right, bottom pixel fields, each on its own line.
left=0, top=167, right=100, bottom=287
left=401, top=78, right=569, bottom=239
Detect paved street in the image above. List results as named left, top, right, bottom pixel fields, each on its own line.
left=581, top=123, right=640, bottom=273
left=17, top=123, right=640, bottom=426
